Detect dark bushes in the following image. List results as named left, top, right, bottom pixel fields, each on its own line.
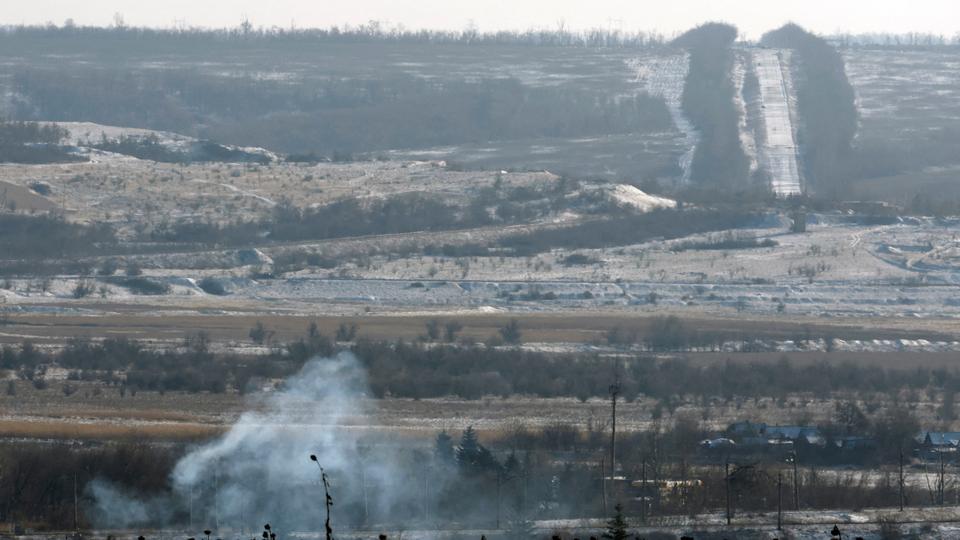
left=0, top=214, right=116, bottom=260
left=674, top=23, right=750, bottom=187
left=198, top=277, right=228, bottom=296
left=0, top=121, right=82, bottom=164
left=761, top=24, right=858, bottom=196
left=500, top=208, right=761, bottom=255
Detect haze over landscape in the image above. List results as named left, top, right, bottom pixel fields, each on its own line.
left=10, top=0, right=960, bottom=37
left=3, top=2, right=960, bottom=539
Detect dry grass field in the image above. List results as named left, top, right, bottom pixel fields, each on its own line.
left=2, top=308, right=960, bottom=346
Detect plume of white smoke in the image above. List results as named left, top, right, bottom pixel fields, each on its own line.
left=89, top=352, right=418, bottom=531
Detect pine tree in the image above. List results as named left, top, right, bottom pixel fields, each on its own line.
left=456, top=425, right=500, bottom=474
left=456, top=426, right=481, bottom=467
left=602, top=503, right=629, bottom=540
left=434, top=430, right=455, bottom=464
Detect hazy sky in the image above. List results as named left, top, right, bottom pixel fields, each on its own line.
left=4, top=1, right=959, bottom=40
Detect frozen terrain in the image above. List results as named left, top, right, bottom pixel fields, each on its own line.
left=752, top=49, right=803, bottom=196
left=632, top=53, right=698, bottom=183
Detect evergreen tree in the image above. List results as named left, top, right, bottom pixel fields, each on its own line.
left=456, top=425, right=500, bottom=474
left=602, top=503, right=629, bottom=540
left=457, top=425, right=481, bottom=465
left=434, top=430, right=455, bottom=464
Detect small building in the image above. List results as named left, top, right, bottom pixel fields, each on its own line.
left=917, top=431, right=960, bottom=460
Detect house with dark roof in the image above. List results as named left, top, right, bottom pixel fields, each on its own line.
left=917, top=431, right=960, bottom=460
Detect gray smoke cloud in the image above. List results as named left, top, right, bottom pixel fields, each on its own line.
left=89, top=352, right=428, bottom=532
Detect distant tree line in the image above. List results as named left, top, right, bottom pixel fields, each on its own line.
left=674, top=23, right=750, bottom=187
left=11, top=67, right=672, bottom=157
left=5, top=328, right=960, bottom=403
left=832, top=32, right=960, bottom=49
left=0, top=22, right=670, bottom=51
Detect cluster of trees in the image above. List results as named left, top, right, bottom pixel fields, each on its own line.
left=0, top=120, right=79, bottom=163
left=0, top=443, right=176, bottom=529
left=149, top=194, right=486, bottom=246
left=0, top=22, right=672, bottom=50
left=92, top=134, right=270, bottom=164
left=0, top=214, right=115, bottom=260
left=501, top=207, right=761, bottom=255
left=761, top=24, right=858, bottom=196
left=833, top=32, right=960, bottom=49
left=674, top=24, right=750, bottom=187
left=0, top=413, right=940, bottom=532
left=5, top=327, right=960, bottom=405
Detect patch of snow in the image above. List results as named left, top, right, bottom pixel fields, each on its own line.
left=606, top=184, right=676, bottom=212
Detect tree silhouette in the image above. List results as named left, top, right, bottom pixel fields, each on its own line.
left=602, top=503, right=629, bottom=540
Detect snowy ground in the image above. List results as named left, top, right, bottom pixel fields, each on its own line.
left=0, top=148, right=560, bottom=237
left=752, top=49, right=803, bottom=196
left=29, top=509, right=960, bottom=540
left=845, top=48, right=960, bottom=136
left=631, top=52, right=698, bottom=184
left=6, top=212, right=960, bottom=343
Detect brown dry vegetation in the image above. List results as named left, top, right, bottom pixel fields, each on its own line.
left=3, top=309, right=958, bottom=346
left=0, top=418, right=220, bottom=441
left=0, top=180, right=57, bottom=213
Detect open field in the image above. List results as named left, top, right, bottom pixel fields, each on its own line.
left=4, top=150, right=960, bottom=328
left=3, top=308, right=960, bottom=347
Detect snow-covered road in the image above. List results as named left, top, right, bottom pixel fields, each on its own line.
left=754, top=49, right=803, bottom=196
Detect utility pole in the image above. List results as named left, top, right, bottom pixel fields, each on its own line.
left=495, top=471, right=502, bottom=529
left=600, top=458, right=607, bottom=515
left=792, top=451, right=799, bottom=511
left=777, top=471, right=782, bottom=531
left=899, top=448, right=905, bottom=512
left=609, top=379, right=620, bottom=485
left=214, top=460, right=221, bottom=531
left=939, top=451, right=946, bottom=506
left=725, top=460, right=731, bottom=526
left=310, top=454, right=335, bottom=540
left=73, top=473, right=78, bottom=532
left=640, top=459, right=647, bottom=524
left=360, top=460, right=368, bottom=524
left=423, top=461, right=429, bottom=522
left=323, top=467, right=334, bottom=540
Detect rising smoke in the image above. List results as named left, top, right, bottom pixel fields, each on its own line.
left=88, top=353, right=431, bottom=532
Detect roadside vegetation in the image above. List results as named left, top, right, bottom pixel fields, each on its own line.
left=674, top=23, right=750, bottom=188
left=761, top=24, right=858, bottom=196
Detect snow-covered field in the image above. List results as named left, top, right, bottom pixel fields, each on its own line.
left=632, top=53, right=698, bottom=183
left=6, top=208, right=960, bottom=340
left=0, top=144, right=559, bottom=237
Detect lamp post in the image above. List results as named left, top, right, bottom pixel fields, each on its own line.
left=310, top=455, right=334, bottom=540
